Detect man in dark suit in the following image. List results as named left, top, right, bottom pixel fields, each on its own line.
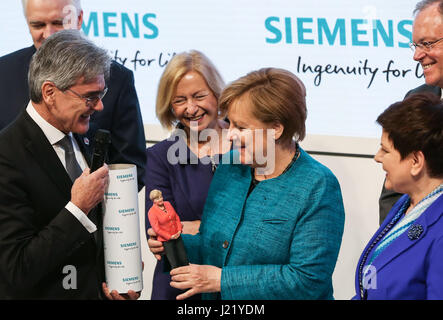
left=0, top=29, right=120, bottom=299
left=0, top=0, right=146, bottom=190
left=379, top=0, right=443, bottom=223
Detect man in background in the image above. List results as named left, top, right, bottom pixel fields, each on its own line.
left=379, top=0, right=443, bottom=223
left=0, top=0, right=146, bottom=190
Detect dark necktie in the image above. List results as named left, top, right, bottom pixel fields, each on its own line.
left=57, top=135, right=101, bottom=255
left=58, top=135, right=100, bottom=244
left=57, top=135, right=83, bottom=182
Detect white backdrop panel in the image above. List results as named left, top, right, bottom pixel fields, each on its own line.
left=0, top=0, right=423, bottom=141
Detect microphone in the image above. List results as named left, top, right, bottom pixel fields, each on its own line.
left=90, top=129, right=111, bottom=172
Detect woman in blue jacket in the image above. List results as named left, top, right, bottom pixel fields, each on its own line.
left=148, top=68, right=345, bottom=300
left=354, top=92, right=443, bottom=300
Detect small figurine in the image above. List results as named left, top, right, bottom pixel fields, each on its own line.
left=148, top=189, right=189, bottom=270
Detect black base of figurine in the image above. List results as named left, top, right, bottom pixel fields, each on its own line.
left=163, top=236, right=189, bottom=272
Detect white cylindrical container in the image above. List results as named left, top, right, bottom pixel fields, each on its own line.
left=102, top=164, right=143, bottom=293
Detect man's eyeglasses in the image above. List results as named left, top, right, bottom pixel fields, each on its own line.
left=409, top=37, right=443, bottom=52
left=64, top=87, right=108, bottom=108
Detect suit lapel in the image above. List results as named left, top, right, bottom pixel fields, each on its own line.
left=22, top=113, right=95, bottom=201
left=373, top=194, right=443, bottom=273
left=21, top=112, right=72, bottom=200
left=372, top=224, right=426, bottom=273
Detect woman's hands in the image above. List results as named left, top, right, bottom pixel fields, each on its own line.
left=147, top=225, right=221, bottom=300
left=170, top=230, right=181, bottom=240
left=181, top=220, right=201, bottom=235
left=170, top=264, right=222, bottom=300
left=147, top=219, right=201, bottom=259
left=147, top=227, right=164, bottom=260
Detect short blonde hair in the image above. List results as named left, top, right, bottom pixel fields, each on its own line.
left=156, top=50, right=225, bottom=130
left=149, top=189, right=163, bottom=201
left=219, top=68, right=307, bottom=144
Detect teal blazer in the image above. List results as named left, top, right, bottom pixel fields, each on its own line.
left=182, top=148, right=345, bottom=299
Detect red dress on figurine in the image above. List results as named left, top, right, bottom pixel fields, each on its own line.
left=148, top=200, right=189, bottom=271
left=148, top=201, right=182, bottom=242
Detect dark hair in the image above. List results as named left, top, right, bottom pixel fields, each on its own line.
left=376, top=92, right=443, bottom=178
left=414, top=0, right=443, bottom=15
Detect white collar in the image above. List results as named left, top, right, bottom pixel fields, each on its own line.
left=26, top=101, right=70, bottom=145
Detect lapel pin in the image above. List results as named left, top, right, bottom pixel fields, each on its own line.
left=408, top=224, right=424, bottom=240
left=83, top=137, right=89, bottom=145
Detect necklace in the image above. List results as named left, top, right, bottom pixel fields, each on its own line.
left=198, top=138, right=225, bottom=173
left=248, top=144, right=300, bottom=196
left=198, top=143, right=218, bottom=172
left=358, top=182, right=443, bottom=299
left=209, top=154, right=217, bottom=173
left=254, top=144, right=300, bottom=181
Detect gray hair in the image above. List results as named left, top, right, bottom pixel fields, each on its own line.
left=28, top=29, right=111, bottom=103
left=21, top=0, right=82, bottom=17
left=414, top=0, right=443, bottom=15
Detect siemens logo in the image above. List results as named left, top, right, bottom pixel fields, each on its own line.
left=123, top=276, right=139, bottom=282
left=118, top=208, right=135, bottom=214
left=107, top=261, right=122, bottom=265
left=121, top=242, right=137, bottom=248
left=104, top=226, right=120, bottom=231
left=105, top=192, right=118, bottom=197
left=117, top=174, right=133, bottom=179
left=265, top=17, right=412, bottom=48
left=82, top=12, right=158, bottom=39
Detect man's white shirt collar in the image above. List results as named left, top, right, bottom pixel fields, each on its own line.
left=26, top=101, right=70, bottom=145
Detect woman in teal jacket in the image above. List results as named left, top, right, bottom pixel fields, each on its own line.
left=148, top=68, right=345, bottom=300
